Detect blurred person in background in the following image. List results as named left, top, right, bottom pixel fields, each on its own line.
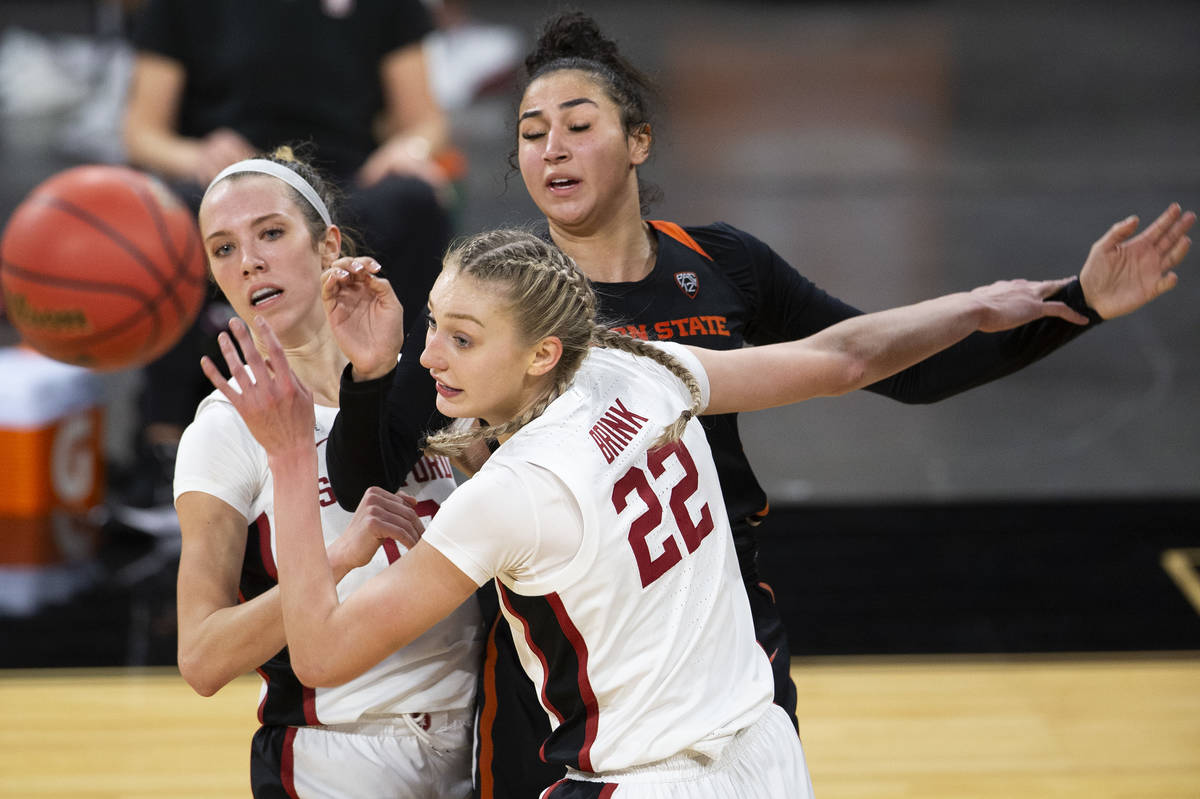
left=118, top=0, right=456, bottom=514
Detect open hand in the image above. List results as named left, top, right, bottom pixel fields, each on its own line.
left=970, top=277, right=1090, bottom=332
left=199, top=316, right=316, bottom=457
left=329, top=486, right=425, bottom=571
left=1079, top=203, right=1194, bottom=319
left=322, top=257, right=407, bottom=380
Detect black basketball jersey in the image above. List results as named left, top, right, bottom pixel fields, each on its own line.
left=328, top=220, right=1100, bottom=545
left=591, top=221, right=802, bottom=523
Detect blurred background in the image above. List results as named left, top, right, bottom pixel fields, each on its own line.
left=0, top=0, right=1198, bottom=793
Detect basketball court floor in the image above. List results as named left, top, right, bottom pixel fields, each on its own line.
left=1, top=1, right=1198, bottom=796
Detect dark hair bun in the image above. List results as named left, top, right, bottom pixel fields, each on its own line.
left=525, top=11, right=622, bottom=76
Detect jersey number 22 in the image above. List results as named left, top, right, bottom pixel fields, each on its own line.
left=612, top=440, right=714, bottom=588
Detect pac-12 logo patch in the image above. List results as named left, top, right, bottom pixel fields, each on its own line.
left=674, top=271, right=699, bottom=298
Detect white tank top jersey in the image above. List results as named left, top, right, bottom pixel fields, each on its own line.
left=423, top=343, right=774, bottom=774
left=174, top=390, right=483, bottom=725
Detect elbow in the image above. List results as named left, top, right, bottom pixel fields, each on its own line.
left=177, top=641, right=241, bottom=697
left=177, top=653, right=226, bottom=698
left=826, top=356, right=869, bottom=397
left=290, top=654, right=344, bottom=689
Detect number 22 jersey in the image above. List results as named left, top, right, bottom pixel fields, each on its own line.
left=422, top=343, right=773, bottom=774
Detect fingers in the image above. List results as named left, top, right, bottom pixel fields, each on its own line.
left=1159, top=210, right=1195, bottom=262
left=1138, top=203, right=1182, bottom=248
left=1037, top=276, right=1077, bottom=297
left=357, top=488, right=425, bottom=549
left=224, top=317, right=271, bottom=382
left=1155, top=271, right=1179, bottom=297
left=199, top=355, right=240, bottom=403
left=1164, top=231, right=1192, bottom=271
left=253, top=315, right=292, bottom=383
left=1099, top=214, right=1141, bottom=250
left=1040, top=301, right=1089, bottom=326
left=362, top=485, right=415, bottom=513
left=330, top=256, right=383, bottom=276
left=215, top=323, right=254, bottom=384
left=323, top=258, right=384, bottom=298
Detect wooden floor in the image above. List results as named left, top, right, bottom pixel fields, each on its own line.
left=1, top=655, right=1197, bottom=798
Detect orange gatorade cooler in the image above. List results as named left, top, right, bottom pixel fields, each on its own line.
left=0, top=346, right=105, bottom=565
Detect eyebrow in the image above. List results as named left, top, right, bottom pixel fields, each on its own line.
left=204, top=209, right=285, bottom=241
left=427, top=301, right=484, bottom=328
left=518, top=96, right=599, bottom=122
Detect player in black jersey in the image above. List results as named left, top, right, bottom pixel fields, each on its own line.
left=324, top=12, right=1193, bottom=799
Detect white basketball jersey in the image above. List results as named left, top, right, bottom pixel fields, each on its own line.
left=175, top=391, right=483, bottom=725
left=482, top=345, right=772, bottom=773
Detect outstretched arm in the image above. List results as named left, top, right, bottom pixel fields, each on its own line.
left=733, top=207, right=1191, bottom=404
left=695, top=278, right=1088, bottom=415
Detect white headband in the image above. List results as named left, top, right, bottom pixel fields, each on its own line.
left=205, top=158, right=332, bottom=227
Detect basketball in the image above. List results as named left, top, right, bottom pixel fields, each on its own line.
left=0, top=164, right=208, bottom=371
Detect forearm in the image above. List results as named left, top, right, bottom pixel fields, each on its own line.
left=699, top=292, right=988, bottom=415
left=177, top=592, right=288, bottom=696
left=328, top=363, right=397, bottom=509
left=268, top=444, right=347, bottom=684
left=866, top=279, right=1101, bottom=403
left=178, top=543, right=359, bottom=695
left=123, top=124, right=201, bottom=181
left=812, top=291, right=987, bottom=394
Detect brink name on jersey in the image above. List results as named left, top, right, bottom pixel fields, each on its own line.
left=589, top=398, right=650, bottom=464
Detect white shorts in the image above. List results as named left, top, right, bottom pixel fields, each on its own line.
left=542, top=704, right=813, bottom=799
left=276, top=709, right=473, bottom=799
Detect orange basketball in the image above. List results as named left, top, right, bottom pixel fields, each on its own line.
left=0, top=164, right=208, bottom=371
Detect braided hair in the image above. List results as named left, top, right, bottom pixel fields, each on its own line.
left=422, top=230, right=703, bottom=457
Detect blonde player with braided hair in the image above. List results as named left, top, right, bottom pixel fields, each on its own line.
left=204, top=226, right=1097, bottom=798
left=421, top=230, right=703, bottom=457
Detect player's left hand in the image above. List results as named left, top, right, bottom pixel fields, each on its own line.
left=329, top=486, right=425, bottom=571
left=969, top=277, right=1090, bottom=332
left=323, top=257, right=407, bottom=381
left=200, top=316, right=316, bottom=457
left=1079, top=203, right=1194, bottom=319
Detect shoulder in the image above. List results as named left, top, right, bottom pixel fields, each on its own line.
left=423, top=461, right=570, bottom=582
left=176, top=388, right=259, bottom=468
left=175, top=391, right=265, bottom=508
left=184, top=388, right=238, bottom=432
left=651, top=220, right=783, bottom=282
left=655, top=221, right=769, bottom=262
left=647, top=341, right=710, bottom=401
